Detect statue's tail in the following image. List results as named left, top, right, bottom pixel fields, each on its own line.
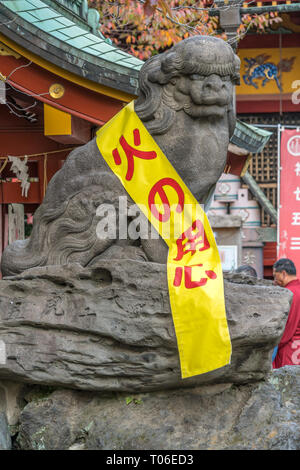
left=1, top=183, right=120, bottom=277
left=1, top=202, right=67, bottom=277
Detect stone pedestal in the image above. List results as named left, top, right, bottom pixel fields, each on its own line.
left=0, top=261, right=292, bottom=392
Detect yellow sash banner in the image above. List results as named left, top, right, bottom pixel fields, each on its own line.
left=96, top=101, right=231, bottom=378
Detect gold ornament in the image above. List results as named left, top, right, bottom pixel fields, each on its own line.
left=0, top=42, right=21, bottom=59
left=49, top=83, right=65, bottom=99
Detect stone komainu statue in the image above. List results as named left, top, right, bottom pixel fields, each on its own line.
left=1, top=36, right=240, bottom=277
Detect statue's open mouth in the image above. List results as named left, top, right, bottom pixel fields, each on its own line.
left=200, top=95, right=230, bottom=106
left=183, top=102, right=227, bottom=118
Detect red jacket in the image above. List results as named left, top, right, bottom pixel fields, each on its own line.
left=273, top=279, right=300, bottom=368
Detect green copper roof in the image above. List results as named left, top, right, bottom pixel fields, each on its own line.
left=1, top=0, right=143, bottom=72
left=231, top=120, right=272, bottom=154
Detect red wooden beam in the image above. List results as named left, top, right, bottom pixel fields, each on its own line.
left=239, top=33, right=300, bottom=49
left=237, top=99, right=300, bottom=113
left=0, top=182, right=41, bottom=204
left=1, top=55, right=124, bottom=126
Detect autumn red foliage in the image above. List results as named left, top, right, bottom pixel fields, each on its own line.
left=88, top=1, right=282, bottom=60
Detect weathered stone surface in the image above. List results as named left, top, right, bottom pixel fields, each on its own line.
left=0, top=412, right=11, bottom=450
left=15, top=367, right=300, bottom=450
left=0, top=261, right=292, bottom=392
left=1, top=36, right=239, bottom=276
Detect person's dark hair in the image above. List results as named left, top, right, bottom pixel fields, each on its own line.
left=273, top=258, right=297, bottom=275
left=235, top=265, right=258, bottom=278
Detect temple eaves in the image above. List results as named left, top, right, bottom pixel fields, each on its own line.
left=0, top=0, right=144, bottom=97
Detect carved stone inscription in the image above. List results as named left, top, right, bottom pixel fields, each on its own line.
left=42, top=295, right=66, bottom=317
left=1, top=298, right=24, bottom=321
left=41, top=295, right=96, bottom=319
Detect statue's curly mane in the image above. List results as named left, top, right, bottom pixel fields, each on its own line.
left=135, top=36, right=240, bottom=135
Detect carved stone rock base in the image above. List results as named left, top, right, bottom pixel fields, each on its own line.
left=0, top=261, right=292, bottom=392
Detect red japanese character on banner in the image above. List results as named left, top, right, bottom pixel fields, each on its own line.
left=148, top=177, right=185, bottom=222
left=112, top=128, right=157, bottom=181
left=174, top=219, right=210, bottom=261
left=173, top=264, right=217, bottom=289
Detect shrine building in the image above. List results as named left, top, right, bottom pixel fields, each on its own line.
left=207, top=0, right=300, bottom=278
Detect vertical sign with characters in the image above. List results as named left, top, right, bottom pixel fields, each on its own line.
left=279, top=130, right=300, bottom=274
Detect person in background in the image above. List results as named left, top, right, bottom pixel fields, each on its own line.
left=272, top=258, right=300, bottom=368
left=234, top=265, right=258, bottom=278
